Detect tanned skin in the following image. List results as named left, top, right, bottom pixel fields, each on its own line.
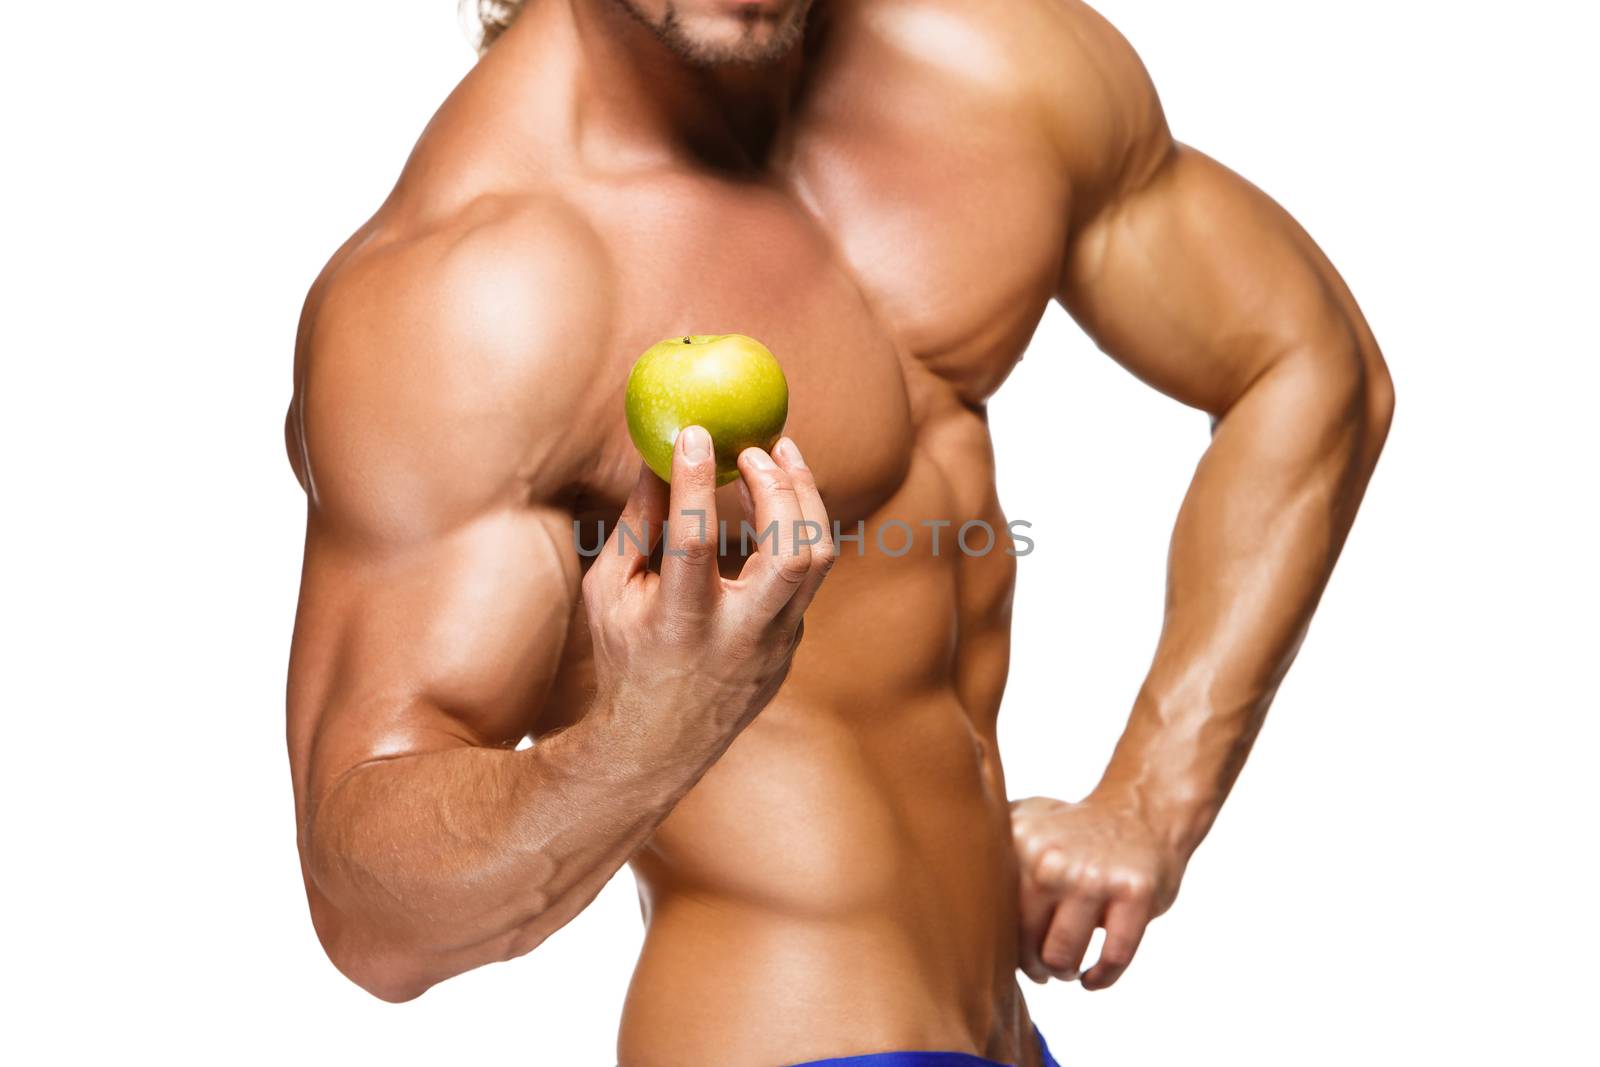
left=285, top=1, right=1393, bottom=1063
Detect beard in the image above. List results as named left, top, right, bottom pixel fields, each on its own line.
left=608, top=0, right=813, bottom=67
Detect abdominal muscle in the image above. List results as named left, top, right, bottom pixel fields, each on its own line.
left=615, top=462, right=1033, bottom=1066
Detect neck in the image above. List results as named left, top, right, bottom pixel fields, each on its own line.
left=507, top=0, right=818, bottom=171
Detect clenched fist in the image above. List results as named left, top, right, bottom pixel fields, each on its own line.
left=1011, top=794, right=1188, bottom=991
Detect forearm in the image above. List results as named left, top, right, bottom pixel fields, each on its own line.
left=305, top=700, right=724, bottom=998
left=1097, top=342, right=1393, bottom=855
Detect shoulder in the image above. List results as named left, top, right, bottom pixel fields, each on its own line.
left=290, top=193, right=613, bottom=545
left=1023, top=0, right=1174, bottom=206
left=861, top=0, right=1171, bottom=203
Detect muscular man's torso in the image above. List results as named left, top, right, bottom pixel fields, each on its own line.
left=297, top=3, right=1109, bottom=1062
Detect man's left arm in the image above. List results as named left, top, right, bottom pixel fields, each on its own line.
left=1012, top=9, right=1395, bottom=991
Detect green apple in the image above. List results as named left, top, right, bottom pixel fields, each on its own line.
left=625, top=333, right=789, bottom=485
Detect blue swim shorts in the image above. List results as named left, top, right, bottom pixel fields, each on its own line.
left=781, top=1024, right=1061, bottom=1067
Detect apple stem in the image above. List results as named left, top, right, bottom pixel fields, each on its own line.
left=683, top=337, right=692, bottom=344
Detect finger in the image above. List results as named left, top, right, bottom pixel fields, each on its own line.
left=658, top=425, right=721, bottom=616
left=1081, top=896, right=1151, bottom=991
left=591, top=462, right=667, bottom=590
left=736, top=477, right=754, bottom=528
left=771, top=437, right=835, bottom=629
left=733, top=446, right=810, bottom=617
left=1010, top=808, right=1054, bottom=872
left=1039, top=889, right=1104, bottom=981
left=1017, top=870, right=1058, bottom=984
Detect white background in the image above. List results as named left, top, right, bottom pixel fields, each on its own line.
left=4, top=1, right=1596, bottom=1063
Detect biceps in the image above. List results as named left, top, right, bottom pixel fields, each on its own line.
left=288, top=507, right=581, bottom=807
left=1059, top=146, right=1361, bottom=414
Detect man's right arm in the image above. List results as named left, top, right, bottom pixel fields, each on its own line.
left=286, top=212, right=834, bottom=1001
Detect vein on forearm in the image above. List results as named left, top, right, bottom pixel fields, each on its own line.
left=1108, top=342, right=1384, bottom=847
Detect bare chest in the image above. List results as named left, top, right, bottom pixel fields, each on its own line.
left=569, top=129, right=1063, bottom=521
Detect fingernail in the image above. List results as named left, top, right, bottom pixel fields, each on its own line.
left=743, top=447, right=776, bottom=470
left=679, top=426, right=711, bottom=462
left=774, top=437, right=806, bottom=468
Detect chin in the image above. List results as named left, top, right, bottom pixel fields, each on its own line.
left=668, top=0, right=811, bottom=66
